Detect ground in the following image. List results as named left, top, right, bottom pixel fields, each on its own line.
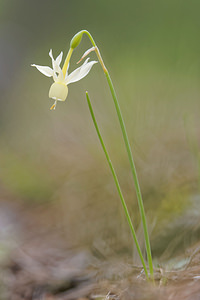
left=1, top=199, right=200, bottom=300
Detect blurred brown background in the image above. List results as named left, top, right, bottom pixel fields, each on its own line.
left=0, top=0, right=200, bottom=263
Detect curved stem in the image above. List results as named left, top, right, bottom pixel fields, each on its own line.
left=86, top=92, right=149, bottom=279
left=62, top=47, right=73, bottom=77
left=83, top=31, right=154, bottom=279
left=105, top=72, right=154, bottom=278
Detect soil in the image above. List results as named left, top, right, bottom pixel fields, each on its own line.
left=1, top=199, right=200, bottom=300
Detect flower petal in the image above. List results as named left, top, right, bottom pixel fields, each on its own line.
left=49, top=49, right=63, bottom=81
left=31, top=64, right=54, bottom=77
left=65, top=58, right=97, bottom=84
left=56, top=51, right=63, bottom=66
left=49, top=49, right=54, bottom=64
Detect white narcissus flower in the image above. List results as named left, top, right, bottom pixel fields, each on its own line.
left=31, top=49, right=97, bottom=110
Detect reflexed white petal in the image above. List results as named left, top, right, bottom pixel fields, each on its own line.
left=49, top=49, right=63, bottom=80
left=31, top=64, right=53, bottom=77
left=65, top=59, right=97, bottom=84
left=55, top=51, right=63, bottom=66
left=49, top=49, right=55, bottom=72
left=82, top=57, right=90, bottom=65
left=53, top=72, right=58, bottom=82
left=49, top=49, right=54, bottom=62
left=56, top=68, right=64, bottom=82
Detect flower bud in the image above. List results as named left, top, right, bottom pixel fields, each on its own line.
left=49, top=82, right=68, bottom=101
left=70, top=31, right=84, bottom=49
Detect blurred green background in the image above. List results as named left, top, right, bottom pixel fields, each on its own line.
left=0, top=0, right=200, bottom=261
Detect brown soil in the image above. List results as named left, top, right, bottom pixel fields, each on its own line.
left=1, top=200, right=200, bottom=300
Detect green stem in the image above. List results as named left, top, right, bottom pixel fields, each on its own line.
left=105, top=72, right=154, bottom=278
left=82, top=30, right=154, bottom=278
left=86, top=92, right=149, bottom=279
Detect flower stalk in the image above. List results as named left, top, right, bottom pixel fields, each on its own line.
left=62, top=47, right=73, bottom=77
left=76, top=30, right=154, bottom=279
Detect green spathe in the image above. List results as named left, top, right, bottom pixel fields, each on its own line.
left=70, top=31, right=84, bottom=49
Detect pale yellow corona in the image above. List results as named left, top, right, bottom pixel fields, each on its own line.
left=49, top=82, right=68, bottom=101
left=32, top=49, right=97, bottom=110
